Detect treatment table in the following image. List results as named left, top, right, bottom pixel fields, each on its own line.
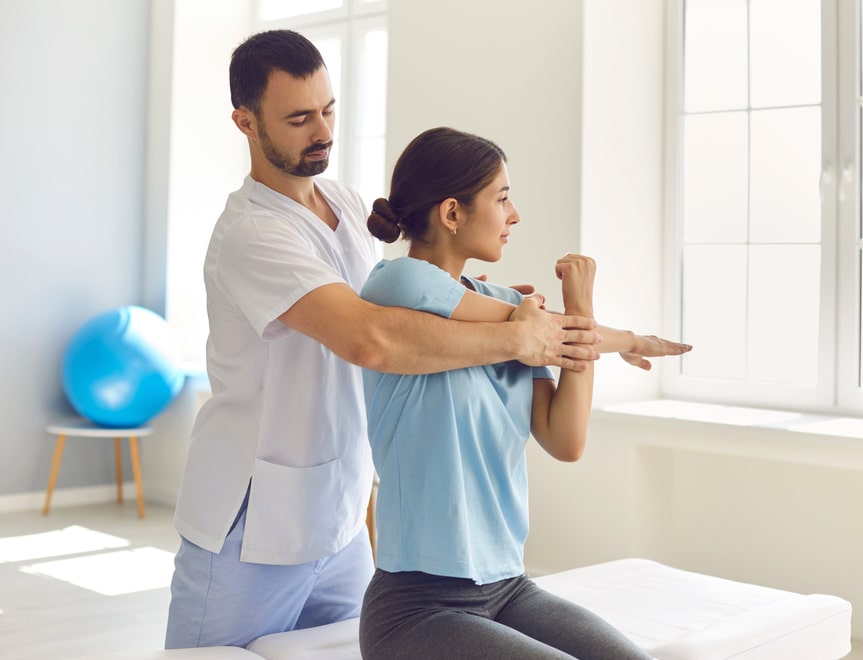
left=81, top=558, right=853, bottom=659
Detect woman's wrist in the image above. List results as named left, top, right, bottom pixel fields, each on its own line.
left=563, top=306, right=594, bottom=318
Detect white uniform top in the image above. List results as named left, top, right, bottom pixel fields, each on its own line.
left=173, top=175, right=378, bottom=565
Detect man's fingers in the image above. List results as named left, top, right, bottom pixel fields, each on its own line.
left=560, top=343, right=601, bottom=362
left=549, top=357, right=588, bottom=372
left=561, top=328, right=602, bottom=346
left=557, top=313, right=597, bottom=331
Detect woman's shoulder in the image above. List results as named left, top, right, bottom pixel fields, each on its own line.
left=363, top=257, right=465, bottom=315
left=372, top=256, right=445, bottom=276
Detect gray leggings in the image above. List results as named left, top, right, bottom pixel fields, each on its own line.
left=359, top=569, right=652, bottom=659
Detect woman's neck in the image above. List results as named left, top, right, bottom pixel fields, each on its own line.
left=407, top=244, right=466, bottom=283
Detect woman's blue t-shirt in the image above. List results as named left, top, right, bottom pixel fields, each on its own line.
left=361, top=257, right=554, bottom=584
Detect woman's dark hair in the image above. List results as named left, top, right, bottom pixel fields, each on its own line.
left=368, top=127, right=507, bottom=244
left=229, top=30, right=326, bottom=115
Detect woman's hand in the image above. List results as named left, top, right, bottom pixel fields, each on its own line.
left=555, top=254, right=596, bottom=318
left=619, top=334, right=693, bottom=371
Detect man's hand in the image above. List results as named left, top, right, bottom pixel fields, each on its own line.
left=509, top=297, right=600, bottom=371
left=619, top=335, right=693, bottom=371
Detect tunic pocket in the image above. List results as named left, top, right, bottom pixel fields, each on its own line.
left=241, top=456, right=349, bottom=564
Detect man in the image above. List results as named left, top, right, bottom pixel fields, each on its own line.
left=164, top=29, right=607, bottom=649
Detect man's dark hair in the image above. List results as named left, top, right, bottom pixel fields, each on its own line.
left=229, top=30, right=326, bottom=115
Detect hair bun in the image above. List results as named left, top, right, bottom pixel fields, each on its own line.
left=367, top=197, right=401, bottom=243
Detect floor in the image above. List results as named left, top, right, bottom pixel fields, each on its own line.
left=0, top=502, right=180, bottom=659
left=0, top=501, right=860, bottom=660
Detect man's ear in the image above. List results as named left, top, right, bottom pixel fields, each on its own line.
left=436, top=198, right=461, bottom=234
left=232, top=107, right=257, bottom=139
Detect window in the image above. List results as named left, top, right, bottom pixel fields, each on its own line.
left=663, top=0, right=863, bottom=414
left=253, top=0, right=388, bottom=205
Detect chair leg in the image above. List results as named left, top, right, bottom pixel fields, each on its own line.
left=43, top=434, right=67, bottom=515
left=128, top=436, right=145, bottom=519
left=114, top=437, right=123, bottom=504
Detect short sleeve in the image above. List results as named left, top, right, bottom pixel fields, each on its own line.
left=361, top=258, right=466, bottom=318
left=217, top=217, right=343, bottom=338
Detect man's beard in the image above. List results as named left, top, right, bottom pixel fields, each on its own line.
left=259, top=125, right=331, bottom=177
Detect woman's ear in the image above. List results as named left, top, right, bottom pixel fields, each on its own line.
left=437, top=198, right=460, bottom=235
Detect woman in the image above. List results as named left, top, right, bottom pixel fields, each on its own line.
left=359, top=127, right=689, bottom=659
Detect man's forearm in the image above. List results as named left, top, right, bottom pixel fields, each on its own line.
left=280, top=283, right=598, bottom=374
left=365, top=301, right=599, bottom=375
left=363, top=307, right=524, bottom=375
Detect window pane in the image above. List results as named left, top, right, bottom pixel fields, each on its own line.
left=354, top=27, right=387, bottom=201
left=313, top=36, right=342, bottom=120
left=357, top=28, right=388, bottom=138
left=750, top=107, right=821, bottom=243
left=684, top=0, right=748, bottom=113
left=682, top=112, right=748, bottom=243
left=311, top=37, right=343, bottom=175
left=750, top=0, right=821, bottom=109
left=748, top=245, right=820, bottom=385
left=356, top=136, right=386, bottom=204
left=681, top=245, right=748, bottom=379
left=258, top=0, right=342, bottom=21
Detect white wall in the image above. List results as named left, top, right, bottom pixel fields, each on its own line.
left=526, top=409, right=863, bottom=638
left=386, top=0, right=584, bottom=305
left=0, top=0, right=151, bottom=497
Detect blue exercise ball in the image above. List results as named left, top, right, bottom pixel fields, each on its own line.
left=62, top=306, right=185, bottom=428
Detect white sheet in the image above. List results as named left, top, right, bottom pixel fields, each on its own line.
left=534, top=558, right=852, bottom=660
left=247, top=558, right=853, bottom=659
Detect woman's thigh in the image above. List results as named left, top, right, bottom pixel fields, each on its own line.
left=360, top=570, right=573, bottom=659
left=495, top=578, right=652, bottom=660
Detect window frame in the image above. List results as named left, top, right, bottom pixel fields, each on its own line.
left=661, top=0, right=862, bottom=415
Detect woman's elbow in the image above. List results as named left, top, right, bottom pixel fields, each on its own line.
left=536, top=432, right=587, bottom=462
left=555, top=440, right=586, bottom=463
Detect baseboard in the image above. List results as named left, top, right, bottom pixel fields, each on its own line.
left=0, top=483, right=139, bottom=514
left=139, top=482, right=179, bottom=508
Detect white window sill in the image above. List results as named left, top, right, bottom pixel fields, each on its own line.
left=590, top=400, right=863, bottom=469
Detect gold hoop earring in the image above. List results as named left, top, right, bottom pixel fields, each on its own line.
left=450, top=228, right=457, bottom=236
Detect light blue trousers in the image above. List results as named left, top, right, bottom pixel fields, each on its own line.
left=165, top=497, right=374, bottom=649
